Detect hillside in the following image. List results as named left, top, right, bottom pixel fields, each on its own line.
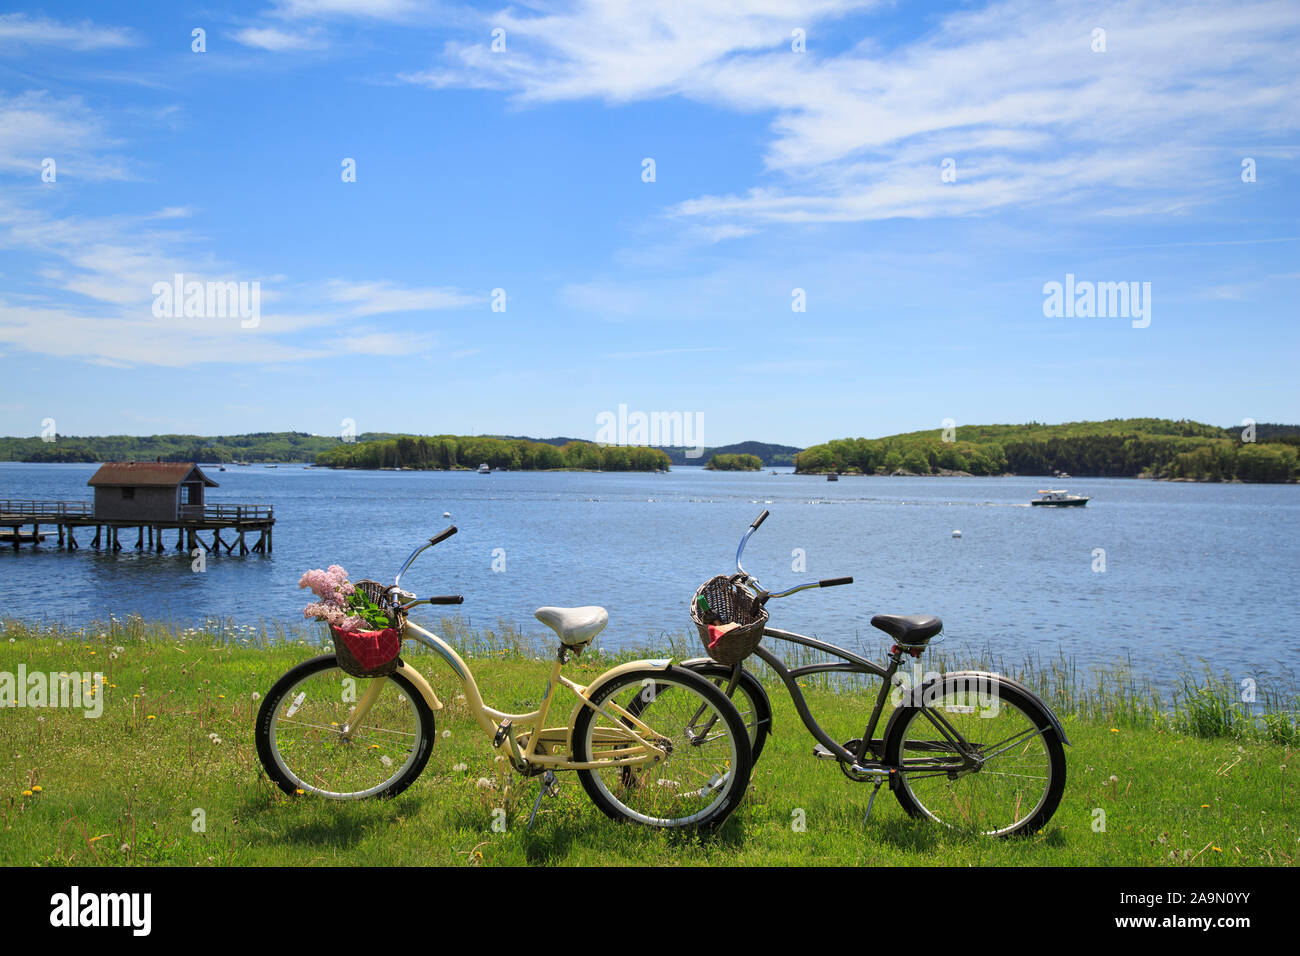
left=794, top=419, right=1299, bottom=483
left=660, top=441, right=802, bottom=467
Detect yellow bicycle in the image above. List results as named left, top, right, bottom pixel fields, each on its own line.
left=255, top=527, right=752, bottom=830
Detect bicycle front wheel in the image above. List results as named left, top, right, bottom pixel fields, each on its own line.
left=573, top=666, right=752, bottom=830
left=255, top=654, right=435, bottom=799
left=883, top=674, right=1066, bottom=837
left=679, top=659, right=772, bottom=764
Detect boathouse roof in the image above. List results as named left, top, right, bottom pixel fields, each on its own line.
left=87, top=462, right=219, bottom=488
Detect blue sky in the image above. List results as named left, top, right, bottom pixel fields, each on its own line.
left=0, top=0, right=1297, bottom=448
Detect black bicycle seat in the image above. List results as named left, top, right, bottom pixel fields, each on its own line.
left=870, top=614, right=943, bottom=643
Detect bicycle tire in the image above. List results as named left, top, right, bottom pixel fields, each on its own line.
left=573, top=665, right=752, bottom=830
left=883, top=673, right=1066, bottom=837
left=255, top=654, right=435, bottom=799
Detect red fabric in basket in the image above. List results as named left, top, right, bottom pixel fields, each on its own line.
left=332, top=626, right=401, bottom=671
left=707, top=622, right=741, bottom=651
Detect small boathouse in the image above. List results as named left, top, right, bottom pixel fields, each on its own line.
left=0, top=462, right=273, bottom=554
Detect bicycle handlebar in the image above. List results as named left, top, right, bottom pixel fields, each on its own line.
left=429, top=526, right=458, bottom=547
left=393, top=525, right=460, bottom=597
left=733, top=511, right=852, bottom=601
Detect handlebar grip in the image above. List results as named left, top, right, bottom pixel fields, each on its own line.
left=427, top=595, right=464, bottom=605
left=819, top=577, right=853, bottom=588
left=429, top=526, right=458, bottom=546
left=750, top=509, right=770, bottom=530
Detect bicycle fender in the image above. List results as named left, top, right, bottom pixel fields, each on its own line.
left=394, top=660, right=444, bottom=712
left=563, top=657, right=674, bottom=742
left=886, top=670, right=1070, bottom=746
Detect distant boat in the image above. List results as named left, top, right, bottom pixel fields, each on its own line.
left=237, top=461, right=251, bottom=467
left=827, top=473, right=839, bottom=482
left=1032, top=489, right=1089, bottom=507
left=478, top=463, right=491, bottom=474
left=265, top=464, right=277, bottom=469
left=219, top=464, right=227, bottom=472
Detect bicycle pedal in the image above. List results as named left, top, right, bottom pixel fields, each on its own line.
left=492, top=719, right=512, bottom=748
left=812, top=743, right=838, bottom=760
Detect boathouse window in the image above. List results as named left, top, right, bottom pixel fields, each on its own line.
left=180, top=485, right=192, bottom=504
left=121, top=487, right=135, bottom=500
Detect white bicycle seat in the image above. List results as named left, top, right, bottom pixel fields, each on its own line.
left=534, top=606, right=608, bottom=647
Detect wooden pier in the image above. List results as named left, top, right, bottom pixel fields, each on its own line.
left=0, top=461, right=274, bottom=555
left=0, top=498, right=274, bottom=554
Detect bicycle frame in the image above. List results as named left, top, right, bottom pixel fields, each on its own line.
left=749, top=626, right=901, bottom=766
left=723, top=626, right=1070, bottom=772
left=341, top=619, right=674, bottom=773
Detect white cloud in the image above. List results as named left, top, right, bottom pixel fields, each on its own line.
left=0, top=91, right=129, bottom=180
left=0, top=197, right=477, bottom=367
left=232, top=26, right=325, bottom=51
left=413, top=0, right=1300, bottom=229
left=327, top=280, right=481, bottom=314
left=0, top=13, right=135, bottom=51
left=270, top=0, right=432, bottom=22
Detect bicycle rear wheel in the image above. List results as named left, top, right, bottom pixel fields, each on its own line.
left=255, top=654, right=435, bottom=799
left=573, top=666, right=752, bottom=830
left=883, top=674, right=1066, bottom=837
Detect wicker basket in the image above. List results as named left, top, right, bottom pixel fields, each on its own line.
left=690, top=575, right=769, bottom=665
left=328, top=579, right=406, bottom=678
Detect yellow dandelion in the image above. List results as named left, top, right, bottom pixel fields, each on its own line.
left=1201, top=804, right=1210, bottom=808
left=294, top=788, right=305, bottom=795
left=21, top=790, right=32, bottom=797
left=31, top=785, right=42, bottom=792
left=1109, top=728, right=1119, bottom=733
left=1212, top=846, right=1222, bottom=852
left=109, top=683, right=117, bottom=688
left=146, top=714, right=156, bottom=720
left=217, top=694, right=225, bottom=699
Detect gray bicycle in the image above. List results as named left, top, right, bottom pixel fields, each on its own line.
left=679, top=510, right=1069, bottom=838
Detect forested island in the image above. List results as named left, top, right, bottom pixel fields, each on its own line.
left=316, top=435, right=672, bottom=471
left=0, top=431, right=341, bottom=464
left=661, top=441, right=800, bottom=467
left=0, top=432, right=671, bottom=470
left=794, top=419, right=1299, bottom=483
left=705, top=453, right=763, bottom=471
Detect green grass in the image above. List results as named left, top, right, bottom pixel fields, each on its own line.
left=1, top=616, right=1295, bottom=866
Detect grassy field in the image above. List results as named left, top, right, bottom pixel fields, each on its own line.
left=1, top=616, right=1295, bottom=867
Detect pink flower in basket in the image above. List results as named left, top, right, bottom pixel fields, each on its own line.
left=299, top=565, right=364, bottom=632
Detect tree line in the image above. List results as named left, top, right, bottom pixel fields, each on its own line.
left=315, top=435, right=672, bottom=471
left=793, top=419, right=1299, bottom=483
left=705, top=453, right=763, bottom=471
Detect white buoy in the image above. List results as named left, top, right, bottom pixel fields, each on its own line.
left=443, top=512, right=451, bottom=518
left=952, top=530, right=962, bottom=538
